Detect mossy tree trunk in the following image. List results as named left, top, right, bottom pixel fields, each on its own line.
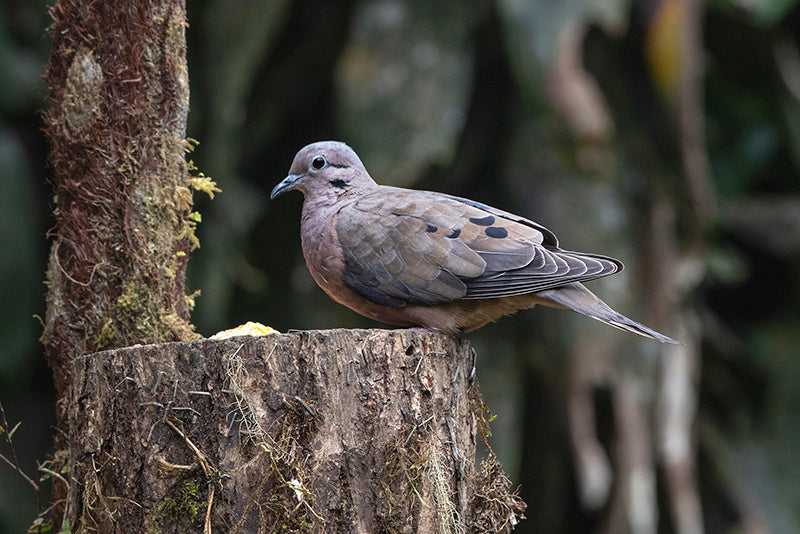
left=67, top=329, right=525, bottom=533
left=41, top=0, right=200, bottom=523
left=42, top=0, right=198, bottom=399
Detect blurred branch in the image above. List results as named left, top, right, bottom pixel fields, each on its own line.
left=774, top=34, right=800, bottom=104
left=547, top=19, right=614, bottom=170
left=646, top=194, right=705, bottom=534
left=643, top=1, right=713, bottom=531
left=658, top=335, right=703, bottom=534
left=568, top=339, right=613, bottom=510
left=697, top=421, right=771, bottom=534
left=0, top=401, right=40, bottom=497
left=678, top=0, right=717, bottom=243
left=721, top=196, right=800, bottom=256
left=615, top=373, right=658, bottom=534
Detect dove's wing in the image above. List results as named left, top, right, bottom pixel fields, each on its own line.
left=334, top=187, right=622, bottom=307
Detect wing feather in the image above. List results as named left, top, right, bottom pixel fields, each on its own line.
left=335, top=187, right=622, bottom=306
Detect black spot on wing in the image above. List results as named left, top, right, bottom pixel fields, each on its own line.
left=426, top=224, right=438, bottom=233
left=448, top=228, right=461, bottom=239
left=443, top=194, right=561, bottom=247
left=485, top=226, right=508, bottom=239
left=469, top=215, right=495, bottom=226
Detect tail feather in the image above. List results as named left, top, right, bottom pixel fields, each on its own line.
left=535, top=283, right=680, bottom=344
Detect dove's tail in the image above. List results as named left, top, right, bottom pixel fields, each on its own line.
left=535, top=283, right=680, bottom=344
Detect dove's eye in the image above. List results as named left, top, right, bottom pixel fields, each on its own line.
left=310, top=155, right=327, bottom=171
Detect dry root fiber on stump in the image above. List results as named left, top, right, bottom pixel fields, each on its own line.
left=67, top=328, right=525, bottom=533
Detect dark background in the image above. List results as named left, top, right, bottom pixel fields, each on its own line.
left=2, top=0, right=800, bottom=532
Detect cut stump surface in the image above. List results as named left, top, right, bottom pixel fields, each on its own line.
left=68, top=328, right=525, bottom=533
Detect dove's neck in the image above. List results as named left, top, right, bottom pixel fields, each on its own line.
left=299, top=183, right=375, bottom=257
left=301, top=192, right=336, bottom=230
left=297, top=193, right=352, bottom=291
left=298, top=193, right=347, bottom=267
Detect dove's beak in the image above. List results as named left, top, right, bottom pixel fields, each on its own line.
left=270, top=174, right=303, bottom=199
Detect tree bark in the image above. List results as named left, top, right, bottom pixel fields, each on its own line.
left=67, top=329, right=525, bottom=533
left=41, top=1, right=199, bottom=520
left=42, top=0, right=198, bottom=405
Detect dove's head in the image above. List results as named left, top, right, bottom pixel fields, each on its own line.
left=271, top=141, right=376, bottom=201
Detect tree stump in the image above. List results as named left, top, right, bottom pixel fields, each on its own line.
left=67, top=329, right=525, bottom=533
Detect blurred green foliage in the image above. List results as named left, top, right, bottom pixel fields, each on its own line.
left=2, top=0, right=800, bottom=532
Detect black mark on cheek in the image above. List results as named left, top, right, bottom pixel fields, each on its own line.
left=329, top=179, right=349, bottom=188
